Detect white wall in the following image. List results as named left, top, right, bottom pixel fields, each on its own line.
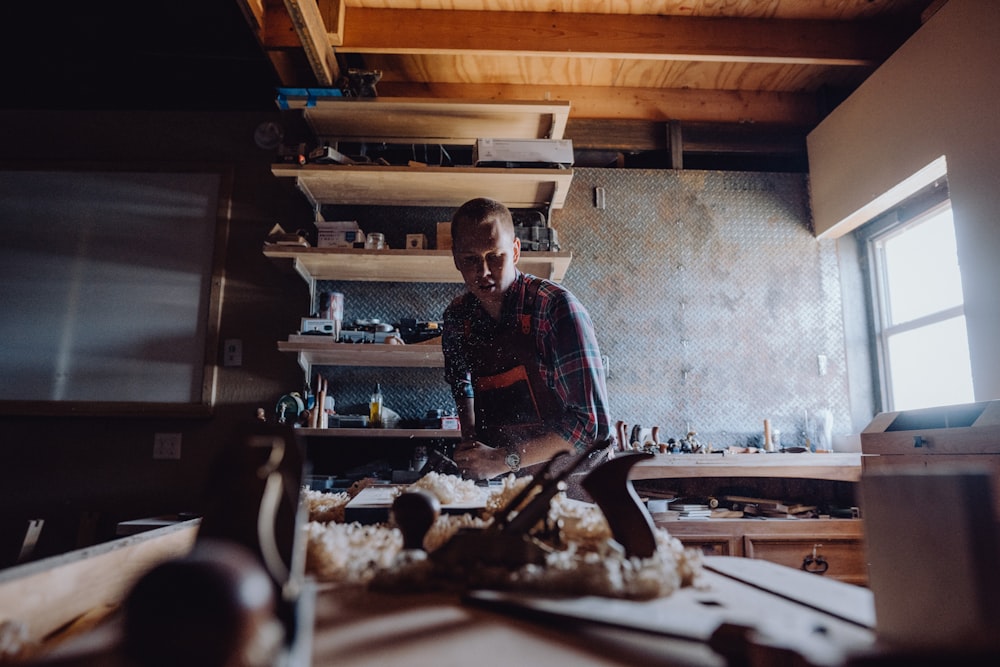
left=807, top=0, right=1000, bottom=402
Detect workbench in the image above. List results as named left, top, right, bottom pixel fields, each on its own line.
left=306, top=556, right=878, bottom=667
left=3, top=519, right=882, bottom=667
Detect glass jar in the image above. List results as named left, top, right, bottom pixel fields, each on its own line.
left=365, top=232, right=385, bottom=250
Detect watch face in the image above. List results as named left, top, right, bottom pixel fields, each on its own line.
left=505, top=453, right=521, bottom=471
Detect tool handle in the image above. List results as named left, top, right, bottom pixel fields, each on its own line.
left=392, top=490, right=441, bottom=550
left=582, top=452, right=658, bottom=558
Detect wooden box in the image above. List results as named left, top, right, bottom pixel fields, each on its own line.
left=860, top=398, right=1000, bottom=518
left=860, top=399, right=1000, bottom=455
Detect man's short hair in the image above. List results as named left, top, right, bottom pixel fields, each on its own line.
left=451, top=197, right=514, bottom=242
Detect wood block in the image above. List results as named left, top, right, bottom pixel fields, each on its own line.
left=436, top=222, right=452, bottom=250
left=861, top=464, right=1000, bottom=651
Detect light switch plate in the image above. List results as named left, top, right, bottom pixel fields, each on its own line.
left=153, top=432, right=182, bottom=459
left=224, top=339, right=242, bottom=367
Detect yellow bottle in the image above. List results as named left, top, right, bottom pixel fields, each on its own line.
left=369, top=383, right=384, bottom=428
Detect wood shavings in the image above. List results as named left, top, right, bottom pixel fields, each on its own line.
left=304, top=521, right=401, bottom=584
left=302, top=488, right=351, bottom=524
left=405, top=471, right=487, bottom=505
left=302, top=474, right=704, bottom=599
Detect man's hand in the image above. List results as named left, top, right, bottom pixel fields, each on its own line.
left=453, top=440, right=507, bottom=480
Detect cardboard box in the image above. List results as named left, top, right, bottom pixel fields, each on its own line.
left=405, top=233, right=427, bottom=250
left=316, top=221, right=366, bottom=248
left=300, top=318, right=339, bottom=335
left=436, top=222, right=452, bottom=250
left=473, top=138, right=574, bottom=166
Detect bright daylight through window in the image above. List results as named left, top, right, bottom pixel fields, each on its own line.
left=868, top=200, right=974, bottom=411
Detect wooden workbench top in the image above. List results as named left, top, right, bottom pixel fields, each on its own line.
left=308, top=557, right=877, bottom=667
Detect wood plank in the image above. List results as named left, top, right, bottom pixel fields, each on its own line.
left=376, top=82, right=818, bottom=125
left=565, top=119, right=809, bottom=153
left=284, top=0, right=338, bottom=85
left=237, top=0, right=265, bottom=29
left=631, top=452, right=862, bottom=482
left=340, top=8, right=905, bottom=66
left=296, top=427, right=461, bottom=440
left=462, top=565, right=876, bottom=666
left=318, top=0, right=345, bottom=46
left=271, top=165, right=573, bottom=209
left=281, top=97, right=570, bottom=143
left=0, top=521, right=198, bottom=644
left=704, top=555, right=874, bottom=627
left=667, top=120, right=682, bottom=169
left=334, top=1, right=922, bottom=22
left=278, top=338, right=445, bottom=367
left=264, top=246, right=572, bottom=282
left=373, top=54, right=852, bottom=95
left=263, top=0, right=304, bottom=48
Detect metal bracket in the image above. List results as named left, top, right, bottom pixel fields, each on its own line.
left=17, top=518, right=44, bottom=563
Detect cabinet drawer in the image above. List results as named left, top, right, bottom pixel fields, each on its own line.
left=675, top=535, right=735, bottom=557
left=743, top=536, right=867, bottom=585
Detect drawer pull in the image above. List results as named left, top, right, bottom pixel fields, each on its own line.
left=801, top=544, right=829, bottom=574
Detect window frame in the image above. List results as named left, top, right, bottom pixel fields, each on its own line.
left=855, top=180, right=970, bottom=412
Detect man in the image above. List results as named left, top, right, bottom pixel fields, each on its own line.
left=442, top=197, right=611, bottom=480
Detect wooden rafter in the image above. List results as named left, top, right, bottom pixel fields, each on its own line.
left=283, top=0, right=338, bottom=85
left=318, top=0, right=345, bottom=46
left=338, top=8, right=905, bottom=66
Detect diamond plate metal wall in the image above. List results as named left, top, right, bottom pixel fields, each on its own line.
left=309, top=170, right=851, bottom=447
left=558, top=170, right=850, bottom=449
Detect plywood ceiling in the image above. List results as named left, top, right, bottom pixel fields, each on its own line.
left=242, top=0, right=941, bottom=163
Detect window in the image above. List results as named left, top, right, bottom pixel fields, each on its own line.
left=860, top=186, right=974, bottom=411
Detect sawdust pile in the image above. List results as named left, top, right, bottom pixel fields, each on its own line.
left=303, top=474, right=702, bottom=600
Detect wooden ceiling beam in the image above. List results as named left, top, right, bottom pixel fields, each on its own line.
left=237, top=0, right=340, bottom=86
left=338, top=8, right=905, bottom=66
left=565, top=118, right=808, bottom=154
left=283, top=0, right=338, bottom=86
left=375, top=82, right=818, bottom=126
left=318, top=0, right=345, bottom=46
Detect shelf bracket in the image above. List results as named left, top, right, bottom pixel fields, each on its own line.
left=543, top=197, right=555, bottom=227
left=292, top=258, right=318, bottom=304
left=297, top=351, right=311, bottom=375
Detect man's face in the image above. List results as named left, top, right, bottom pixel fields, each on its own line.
left=452, top=217, right=521, bottom=308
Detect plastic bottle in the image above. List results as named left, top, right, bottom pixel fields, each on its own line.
left=369, top=383, right=384, bottom=428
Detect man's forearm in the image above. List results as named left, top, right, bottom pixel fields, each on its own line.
left=456, top=397, right=476, bottom=441
left=513, top=431, right=577, bottom=468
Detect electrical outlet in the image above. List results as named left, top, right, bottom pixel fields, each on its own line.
left=224, top=338, right=242, bottom=367
left=153, top=432, right=182, bottom=459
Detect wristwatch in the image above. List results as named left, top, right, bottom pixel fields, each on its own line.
left=504, top=452, right=521, bottom=473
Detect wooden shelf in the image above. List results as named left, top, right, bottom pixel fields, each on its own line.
left=271, top=164, right=573, bottom=209
left=278, top=97, right=571, bottom=144
left=278, top=338, right=444, bottom=373
left=631, top=452, right=862, bottom=482
left=295, top=427, right=460, bottom=440
left=263, top=246, right=572, bottom=283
